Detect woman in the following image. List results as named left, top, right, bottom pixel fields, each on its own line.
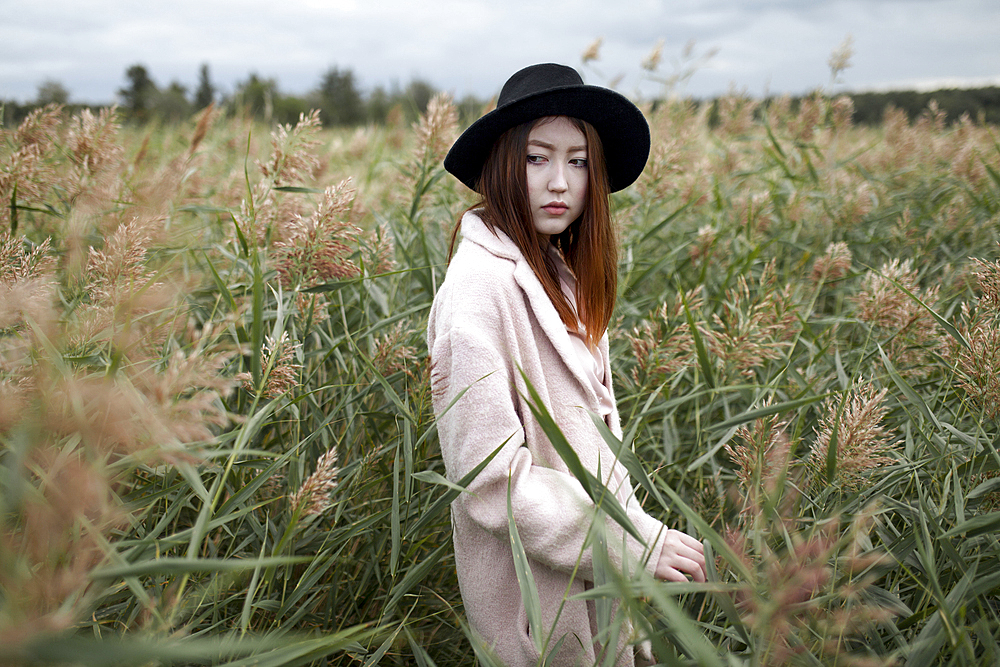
left=427, top=63, right=706, bottom=667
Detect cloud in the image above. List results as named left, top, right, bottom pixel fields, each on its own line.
left=0, top=0, right=997, bottom=104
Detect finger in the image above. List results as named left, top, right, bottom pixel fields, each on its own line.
left=657, top=550, right=707, bottom=583
left=656, top=558, right=705, bottom=583
left=661, top=542, right=706, bottom=568
left=655, top=565, right=689, bottom=583
left=664, top=530, right=704, bottom=553
left=670, top=555, right=707, bottom=582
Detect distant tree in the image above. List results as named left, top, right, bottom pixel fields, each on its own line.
left=36, top=80, right=69, bottom=106
left=404, top=78, right=435, bottom=119
left=195, top=63, right=215, bottom=110
left=273, top=96, right=310, bottom=126
left=119, top=64, right=157, bottom=122
left=315, top=66, right=364, bottom=126
left=366, top=85, right=392, bottom=124
left=233, top=73, right=278, bottom=121
left=156, top=81, right=192, bottom=122
left=456, top=94, right=487, bottom=125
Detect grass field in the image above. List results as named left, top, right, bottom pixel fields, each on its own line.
left=1, top=91, right=1000, bottom=666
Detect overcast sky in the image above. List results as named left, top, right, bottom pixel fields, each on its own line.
left=1, top=0, right=998, bottom=106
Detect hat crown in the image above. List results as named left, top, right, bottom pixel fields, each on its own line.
left=497, top=63, right=584, bottom=108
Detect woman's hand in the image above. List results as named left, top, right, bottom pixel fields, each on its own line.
left=654, top=530, right=707, bottom=583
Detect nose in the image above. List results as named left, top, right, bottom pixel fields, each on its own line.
left=548, top=163, right=567, bottom=192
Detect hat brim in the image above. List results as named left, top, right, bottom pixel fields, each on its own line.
left=444, top=84, right=650, bottom=194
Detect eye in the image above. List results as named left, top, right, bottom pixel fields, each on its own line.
left=527, top=154, right=546, bottom=164
left=570, top=157, right=588, bottom=167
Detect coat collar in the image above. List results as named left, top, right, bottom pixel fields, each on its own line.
left=459, top=210, right=606, bottom=406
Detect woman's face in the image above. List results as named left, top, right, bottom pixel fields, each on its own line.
left=525, top=116, right=588, bottom=242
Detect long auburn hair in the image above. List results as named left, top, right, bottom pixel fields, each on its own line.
left=448, top=116, right=616, bottom=348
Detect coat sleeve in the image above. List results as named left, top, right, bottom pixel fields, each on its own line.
left=429, top=322, right=666, bottom=582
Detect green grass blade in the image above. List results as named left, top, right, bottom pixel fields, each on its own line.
left=507, top=469, right=545, bottom=655
left=517, top=368, right=644, bottom=544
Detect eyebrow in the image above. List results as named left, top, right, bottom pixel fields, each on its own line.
left=527, top=139, right=587, bottom=152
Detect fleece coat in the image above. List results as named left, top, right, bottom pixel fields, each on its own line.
left=427, top=211, right=670, bottom=667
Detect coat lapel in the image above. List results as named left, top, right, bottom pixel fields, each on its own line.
left=460, top=212, right=600, bottom=405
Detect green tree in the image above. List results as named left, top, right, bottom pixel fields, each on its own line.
left=366, top=85, right=392, bottom=124
left=315, top=66, right=364, bottom=126
left=156, top=81, right=192, bottom=122
left=118, top=64, right=157, bottom=122
left=233, top=73, right=278, bottom=121
left=36, top=80, right=69, bottom=106
left=402, top=78, right=435, bottom=120
left=194, top=63, right=215, bottom=110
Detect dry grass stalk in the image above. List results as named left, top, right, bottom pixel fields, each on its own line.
left=188, top=103, right=216, bottom=157
left=727, top=510, right=895, bottom=667
left=704, top=260, right=799, bottom=379
left=811, top=242, right=853, bottom=285
left=626, top=288, right=701, bottom=382
left=370, top=322, right=418, bottom=379
left=241, top=331, right=302, bottom=398
left=289, top=448, right=340, bottom=517
left=257, top=110, right=322, bottom=187
left=0, top=106, right=63, bottom=227
left=945, top=253, right=1000, bottom=418
left=725, top=409, right=794, bottom=518
left=809, top=382, right=895, bottom=491
left=581, top=38, right=603, bottom=64
left=413, top=93, right=458, bottom=167
left=0, top=454, right=120, bottom=646
left=273, top=179, right=362, bottom=289
left=853, top=258, right=940, bottom=370
left=641, top=40, right=664, bottom=72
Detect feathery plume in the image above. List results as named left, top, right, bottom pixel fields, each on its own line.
left=273, top=179, right=362, bottom=289
left=0, top=234, right=56, bottom=331
left=827, top=34, right=854, bottom=83
left=361, top=224, right=396, bottom=276
left=811, top=242, right=853, bottom=285
left=581, top=38, right=603, bottom=64
left=370, top=322, right=417, bottom=379
left=809, top=382, right=895, bottom=491
left=290, top=449, right=339, bottom=517
left=242, top=331, right=302, bottom=398
left=641, top=40, right=664, bottom=72
left=413, top=93, right=458, bottom=167
left=689, top=224, right=718, bottom=267
left=730, top=512, right=895, bottom=667
left=945, top=253, right=1000, bottom=418
left=853, top=259, right=939, bottom=369
left=725, top=410, right=793, bottom=503
left=704, top=260, right=799, bottom=379
left=66, top=107, right=123, bottom=178
left=257, top=110, right=322, bottom=187
left=0, top=106, right=63, bottom=228
left=626, top=288, right=700, bottom=382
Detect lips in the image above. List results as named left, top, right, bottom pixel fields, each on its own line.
left=542, top=202, right=569, bottom=214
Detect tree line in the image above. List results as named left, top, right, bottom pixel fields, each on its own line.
left=1, top=63, right=487, bottom=128
left=3, top=62, right=999, bottom=128
left=847, top=86, right=1000, bottom=125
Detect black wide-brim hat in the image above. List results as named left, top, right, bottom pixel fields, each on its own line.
left=444, top=63, right=650, bottom=193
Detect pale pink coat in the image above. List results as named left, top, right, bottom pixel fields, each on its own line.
left=427, top=211, right=669, bottom=666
